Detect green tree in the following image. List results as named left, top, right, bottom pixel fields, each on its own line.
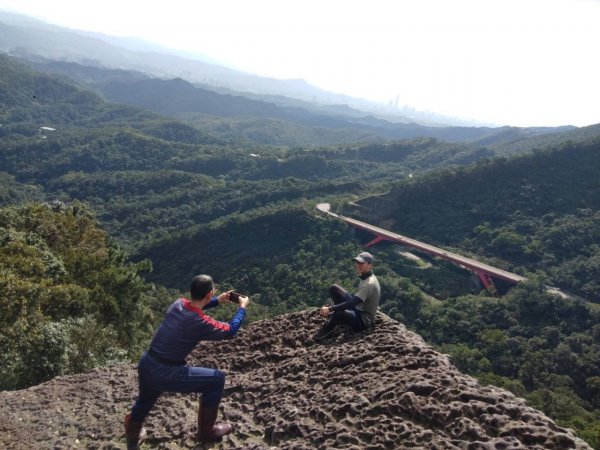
left=0, top=202, right=154, bottom=390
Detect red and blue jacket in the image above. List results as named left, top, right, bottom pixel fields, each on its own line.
left=148, top=297, right=246, bottom=363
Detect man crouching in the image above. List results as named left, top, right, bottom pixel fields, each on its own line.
left=124, top=274, right=250, bottom=449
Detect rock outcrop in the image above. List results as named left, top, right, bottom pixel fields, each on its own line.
left=0, top=310, right=592, bottom=449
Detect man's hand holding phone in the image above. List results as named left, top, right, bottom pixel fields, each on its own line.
left=227, top=291, right=250, bottom=308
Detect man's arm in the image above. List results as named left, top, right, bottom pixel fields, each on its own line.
left=205, top=290, right=239, bottom=310
left=197, top=296, right=249, bottom=340
left=204, top=295, right=220, bottom=310
left=329, top=295, right=363, bottom=312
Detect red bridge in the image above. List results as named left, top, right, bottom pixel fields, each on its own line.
left=317, top=203, right=526, bottom=293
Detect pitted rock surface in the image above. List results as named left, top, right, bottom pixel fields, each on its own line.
left=0, top=310, right=592, bottom=449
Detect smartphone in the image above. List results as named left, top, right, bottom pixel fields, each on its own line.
left=228, top=292, right=242, bottom=303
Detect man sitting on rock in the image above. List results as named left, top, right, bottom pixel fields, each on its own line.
left=124, top=274, right=250, bottom=449
left=314, top=251, right=381, bottom=341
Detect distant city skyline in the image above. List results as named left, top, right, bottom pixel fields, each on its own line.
left=1, top=0, right=599, bottom=127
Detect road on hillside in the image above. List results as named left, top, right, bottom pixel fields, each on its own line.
left=316, top=203, right=526, bottom=284
left=316, top=202, right=584, bottom=301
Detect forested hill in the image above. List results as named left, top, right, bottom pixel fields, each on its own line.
left=0, top=52, right=546, bottom=254
left=0, top=53, right=217, bottom=144
left=63, top=64, right=575, bottom=146
left=11, top=54, right=495, bottom=145
left=4, top=49, right=578, bottom=147
left=96, top=76, right=379, bottom=127
left=350, top=136, right=600, bottom=300
left=0, top=54, right=148, bottom=127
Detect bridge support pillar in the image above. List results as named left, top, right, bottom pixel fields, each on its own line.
left=363, top=235, right=391, bottom=248
left=477, top=271, right=497, bottom=295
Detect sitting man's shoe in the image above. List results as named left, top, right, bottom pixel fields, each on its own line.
left=314, top=320, right=337, bottom=341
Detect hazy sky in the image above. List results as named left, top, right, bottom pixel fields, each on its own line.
left=1, top=0, right=599, bottom=127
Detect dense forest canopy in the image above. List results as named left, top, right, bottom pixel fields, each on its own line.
left=1, top=51, right=600, bottom=447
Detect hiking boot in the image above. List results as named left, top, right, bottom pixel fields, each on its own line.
left=197, top=405, right=233, bottom=443
left=124, top=413, right=147, bottom=450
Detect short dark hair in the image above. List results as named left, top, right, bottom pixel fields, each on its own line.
left=190, top=274, right=214, bottom=300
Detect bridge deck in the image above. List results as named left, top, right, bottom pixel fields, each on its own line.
left=317, top=203, right=526, bottom=284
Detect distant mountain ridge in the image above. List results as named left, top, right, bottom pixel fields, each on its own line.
left=3, top=10, right=592, bottom=149
left=17, top=55, right=580, bottom=147
left=0, top=11, right=417, bottom=121
left=0, top=10, right=521, bottom=128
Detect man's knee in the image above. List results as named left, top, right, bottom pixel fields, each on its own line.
left=202, top=368, right=226, bottom=395
left=198, top=367, right=225, bottom=388
left=213, top=369, right=225, bottom=389
left=329, top=284, right=344, bottom=296
left=329, top=284, right=352, bottom=303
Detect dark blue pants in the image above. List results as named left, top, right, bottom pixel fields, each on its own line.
left=328, top=284, right=367, bottom=331
left=130, top=352, right=225, bottom=422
